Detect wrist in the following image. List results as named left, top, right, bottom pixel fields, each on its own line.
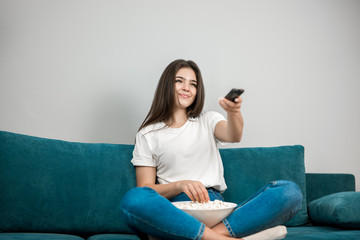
left=227, top=110, right=242, bottom=119
left=174, top=181, right=183, bottom=194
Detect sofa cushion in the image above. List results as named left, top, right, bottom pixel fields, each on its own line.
left=0, top=131, right=136, bottom=235
left=220, top=145, right=308, bottom=226
left=286, top=226, right=360, bottom=239
left=0, top=233, right=84, bottom=240
left=308, top=192, right=360, bottom=228
left=87, top=234, right=139, bottom=240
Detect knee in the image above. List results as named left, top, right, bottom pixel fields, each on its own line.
left=121, top=187, right=156, bottom=213
left=276, top=180, right=303, bottom=210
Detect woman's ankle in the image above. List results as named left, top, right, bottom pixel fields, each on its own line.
left=211, top=222, right=231, bottom=237
left=202, top=227, right=240, bottom=240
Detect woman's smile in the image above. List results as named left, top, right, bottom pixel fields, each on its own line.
left=174, top=67, right=197, bottom=110
left=179, top=93, right=191, bottom=98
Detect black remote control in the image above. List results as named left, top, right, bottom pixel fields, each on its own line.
left=224, top=88, right=244, bottom=102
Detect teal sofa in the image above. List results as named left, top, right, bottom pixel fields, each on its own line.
left=1, top=130, right=359, bottom=240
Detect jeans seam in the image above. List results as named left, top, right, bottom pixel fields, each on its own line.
left=222, top=218, right=235, bottom=237
left=122, top=208, right=201, bottom=240
left=195, top=223, right=206, bottom=240
left=236, top=182, right=275, bottom=209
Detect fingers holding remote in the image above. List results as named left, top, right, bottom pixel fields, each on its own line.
left=219, top=96, right=242, bottom=113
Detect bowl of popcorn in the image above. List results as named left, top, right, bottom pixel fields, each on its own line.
left=172, top=200, right=237, bottom=227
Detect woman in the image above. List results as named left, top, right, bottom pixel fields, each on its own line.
left=121, top=59, right=302, bottom=240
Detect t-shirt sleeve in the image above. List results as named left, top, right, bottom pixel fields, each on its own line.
left=131, top=132, right=157, bottom=167
left=206, top=111, right=226, bottom=133
left=205, top=111, right=230, bottom=145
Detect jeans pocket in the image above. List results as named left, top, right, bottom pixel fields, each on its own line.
left=208, top=189, right=225, bottom=201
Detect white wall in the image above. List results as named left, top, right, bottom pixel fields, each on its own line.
left=1, top=0, right=359, bottom=191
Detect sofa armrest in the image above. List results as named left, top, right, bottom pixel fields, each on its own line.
left=306, top=173, right=355, bottom=203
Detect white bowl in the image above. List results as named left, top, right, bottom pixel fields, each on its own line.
left=172, top=201, right=237, bottom=228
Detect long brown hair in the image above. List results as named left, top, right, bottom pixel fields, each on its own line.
left=139, top=59, right=205, bottom=131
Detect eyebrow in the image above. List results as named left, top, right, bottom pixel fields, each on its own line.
left=175, top=76, right=197, bottom=82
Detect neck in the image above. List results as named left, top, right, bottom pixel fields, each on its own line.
left=167, top=108, right=188, bottom=128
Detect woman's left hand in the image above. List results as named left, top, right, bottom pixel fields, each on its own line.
left=218, top=96, right=242, bottom=114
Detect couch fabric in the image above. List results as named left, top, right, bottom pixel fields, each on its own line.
left=0, top=130, right=359, bottom=240
left=220, top=146, right=308, bottom=226
left=0, top=131, right=135, bottom=236
left=308, top=192, right=360, bottom=228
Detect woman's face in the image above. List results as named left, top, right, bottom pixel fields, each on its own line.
left=174, top=67, right=197, bottom=111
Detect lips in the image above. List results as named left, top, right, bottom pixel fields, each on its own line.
left=179, top=93, right=191, bottom=98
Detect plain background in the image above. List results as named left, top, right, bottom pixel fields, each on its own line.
left=1, top=0, right=359, bottom=191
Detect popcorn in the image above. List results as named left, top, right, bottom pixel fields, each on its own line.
left=173, top=200, right=231, bottom=210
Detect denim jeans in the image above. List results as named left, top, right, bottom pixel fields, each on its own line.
left=121, top=180, right=303, bottom=240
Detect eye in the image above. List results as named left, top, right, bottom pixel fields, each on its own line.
left=190, top=80, right=198, bottom=87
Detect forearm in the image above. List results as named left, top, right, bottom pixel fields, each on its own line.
left=142, top=180, right=210, bottom=202
left=136, top=166, right=182, bottom=199
left=226, top=111, right=244, bottom=142
left=142, top=181, right=182, bottom=200
left=217, top=96, right=244, bottom=143
left=136, top=167, right=209, bottom=202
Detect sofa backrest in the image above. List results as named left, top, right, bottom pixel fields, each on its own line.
left=0, top=131, right=136, bottom=236
left=0, top=131, right=309, bottom=236
left=220, top=145, right=308, bottom=226
left=305, top=173, right=355, bottom=203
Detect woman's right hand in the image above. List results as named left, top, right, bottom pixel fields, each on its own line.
left=176, top=180, right=210, bottom=203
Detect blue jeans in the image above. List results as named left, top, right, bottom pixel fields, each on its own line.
left=121, top=180, right=303, bottom=239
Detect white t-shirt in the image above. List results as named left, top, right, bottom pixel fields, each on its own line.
left=131, top=111, right=228, bottom=192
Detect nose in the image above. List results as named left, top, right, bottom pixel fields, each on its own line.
left=182, top=81, right=190, bottom=91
